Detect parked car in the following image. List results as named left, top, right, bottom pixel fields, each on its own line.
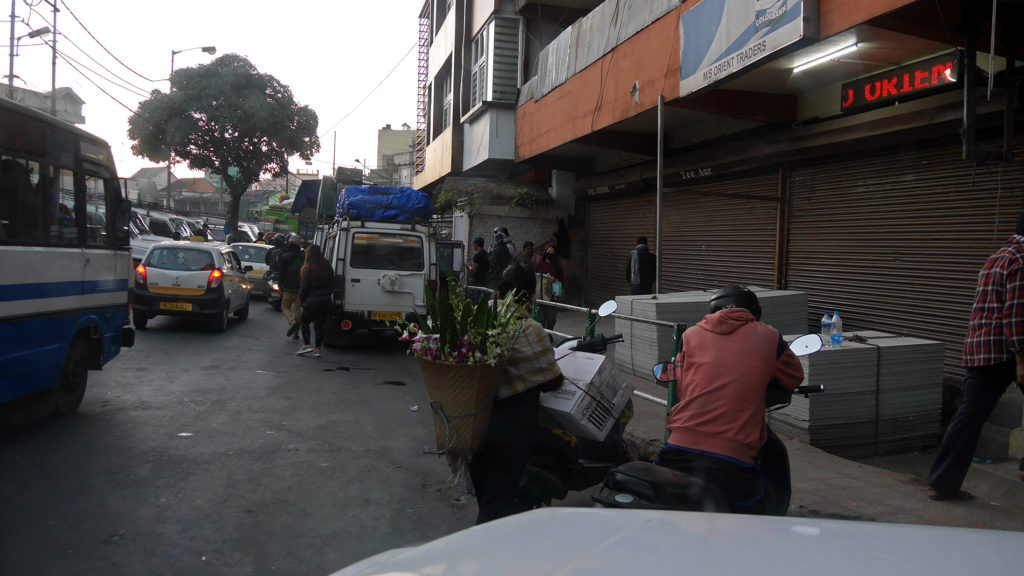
left=129, top=211, right=164, bottom=264
left=230, top=242, right=271, bottom=297
left=330, top=507, right=1024, bottom=576
left=132, top=240, right=252, bottom=332
left=141, top=212, right=191, bottom=240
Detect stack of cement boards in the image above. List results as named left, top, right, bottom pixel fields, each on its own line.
left=613, top=288, right=808, bottom=377
left=768, top=330, right=944, bottom=458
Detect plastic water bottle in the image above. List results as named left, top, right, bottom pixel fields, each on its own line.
left=830, top=310, right=843, bottom=348
left=820, top=312, right=832, bottom=349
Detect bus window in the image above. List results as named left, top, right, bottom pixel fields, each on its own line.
left=0, top=157, right=43, bottom=242
left=48, top=167, right=79, bottom=245
left=84, top=174, right=106, bottom=246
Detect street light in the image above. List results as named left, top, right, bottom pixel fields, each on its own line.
left=166, top=45, right=216, bottom=208
left=6, top=25, right=51, bottom=99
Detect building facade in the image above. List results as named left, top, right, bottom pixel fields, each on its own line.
left=416, top=0, right=1024, bottom=455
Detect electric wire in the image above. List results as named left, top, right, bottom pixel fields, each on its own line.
left=53, top=43, right=150, bottom=99
left=44, top=39, right=136, bottom=112
left=317, top=42, right=416, bottom=137
left=58, top=0, right=161, bottom=83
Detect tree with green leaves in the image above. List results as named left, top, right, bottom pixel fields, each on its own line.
left=128, top=54, right=319, bottom=236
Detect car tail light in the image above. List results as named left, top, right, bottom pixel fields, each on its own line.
left=341, top=319, right=353, bottom=331
left=207, top=268, right=224, bottom=289
left=135, top=264, right=147, bottom=287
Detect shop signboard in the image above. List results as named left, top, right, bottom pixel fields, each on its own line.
left=840, top=50, right=961, bottom=115
left=679, top=0, right=818, bottom=98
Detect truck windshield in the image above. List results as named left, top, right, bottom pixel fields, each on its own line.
left=350, top=232, right=424, bottom=271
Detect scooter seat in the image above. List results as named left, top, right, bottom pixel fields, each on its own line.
left=594, top=461, right=727, bottom=511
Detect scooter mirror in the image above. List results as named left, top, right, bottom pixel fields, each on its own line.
left=652, top=361, right=675, bottom=382
left=789, top=334, right=823, bottom=356
left=597, top=300, right=617, bottom=317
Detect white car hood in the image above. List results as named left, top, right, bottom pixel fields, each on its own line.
left=330, top=508, right=1024, bottom=576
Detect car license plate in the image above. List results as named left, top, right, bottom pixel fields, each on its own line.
left=160, top=301, right=193, bottom=312
left=371, top=311, right=402, bottom=321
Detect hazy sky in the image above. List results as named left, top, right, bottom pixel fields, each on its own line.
left=9, top=0, right=422, bottom=179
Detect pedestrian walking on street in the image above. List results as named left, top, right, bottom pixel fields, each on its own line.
left=278, top=234, right=304, bottom=339
left=296, top=244, right=333, bottom=358
left=626, top=236, right=656, bottom=295
left=928, top=211, right=1024, bottom=500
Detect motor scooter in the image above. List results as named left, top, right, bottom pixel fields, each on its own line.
left=591, top=333, right=823, bottom=515
left=516, top=300, right=635, bottom=508
left=265, top=269, right=282, bottom=311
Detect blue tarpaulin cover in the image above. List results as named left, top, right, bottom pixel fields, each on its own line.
left=336, top=186, right=433, bottom=222
left=290, top=179, right=320, bottom=215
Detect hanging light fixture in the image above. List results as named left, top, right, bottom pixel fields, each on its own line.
left=793, top=43, right=859, bottom=74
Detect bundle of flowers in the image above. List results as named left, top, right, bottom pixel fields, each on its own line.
left=397, top=276, right=521, bottom=366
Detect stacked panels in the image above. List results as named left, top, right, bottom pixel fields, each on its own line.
left=613, top=289, right=809, bottom=376
left=769, top=331, right=944, bottom=458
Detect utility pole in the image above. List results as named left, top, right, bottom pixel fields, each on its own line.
left=49, top=0, right=56, bottom=116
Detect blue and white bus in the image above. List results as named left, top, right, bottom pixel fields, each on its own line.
left=0, top=97, right=134, bottom=415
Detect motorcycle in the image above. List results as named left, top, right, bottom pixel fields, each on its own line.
left=265, top=269, right=282, bottom=311
left=516, top=300, right=635, bottom=509
left=591, top=333, right=824, bottom=515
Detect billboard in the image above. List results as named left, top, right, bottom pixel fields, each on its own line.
left=679, top=0, right=818, bottom=98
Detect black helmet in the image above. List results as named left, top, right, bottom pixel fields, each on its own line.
left=709, top=285, right=761, bottom=320
left=272, top=234, right=287, bottom=247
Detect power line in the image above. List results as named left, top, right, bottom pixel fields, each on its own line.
left=47, top=27, right=152, bottom=97
left=318, top=42, right=416, bottom=137
left=48, top=41, right=135, bottom=112
left=54, top=44, right=149, bottom=99
left=57, top=0, right=161, bottom=84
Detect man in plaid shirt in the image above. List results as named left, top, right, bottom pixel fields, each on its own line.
left=468, top=261, right=563, bottom=524
left=928, top=211, right=1024, bottom=499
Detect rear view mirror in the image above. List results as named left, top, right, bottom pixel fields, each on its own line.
left=598, top=300, right=617, bottom=317
left=652, top=361, right=675, bottom=383
left=789, top=334, right=822, bottom=356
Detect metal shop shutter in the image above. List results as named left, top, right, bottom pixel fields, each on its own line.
left=660, top=173, right=779, bottom=293
left=787, top=136, right=1024, bottom=385
left=586, top=193, right=656, bottom=307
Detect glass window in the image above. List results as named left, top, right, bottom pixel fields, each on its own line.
left=0, top=156, right=44, bottom=242
left=145, top=247, right=215, bottom=271
left=49, top=167, right=79, bottom=245
left=350, top=232, right=424, bottom=271
left=84, top=174, right=107, bottom=246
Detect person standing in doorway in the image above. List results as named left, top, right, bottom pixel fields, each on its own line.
left=278, top=234, right=305, bottom=339
left=488, top=228, right=513, bottom=290
left=534, top=245, right=564, bottom=330
left=626, top=236, right=656, bottom=295
left=928, top=212, right=1024, bottom=499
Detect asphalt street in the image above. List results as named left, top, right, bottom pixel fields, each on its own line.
left=0, top=300, right=480, bottom=575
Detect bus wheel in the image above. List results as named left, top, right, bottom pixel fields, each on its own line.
left=53, top=338, right=88, bottom=415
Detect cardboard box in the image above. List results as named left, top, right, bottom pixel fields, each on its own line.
left=541, top=350, right=635, bottom=441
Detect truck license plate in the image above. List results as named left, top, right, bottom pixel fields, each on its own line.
left=160, top=301, right=193, bottom=311
left=371, top=311, right=402, bottom=321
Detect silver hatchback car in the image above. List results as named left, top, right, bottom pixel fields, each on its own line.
left=132, top=241, right=252, bottom=332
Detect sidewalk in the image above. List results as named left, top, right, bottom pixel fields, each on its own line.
left=549, top=308, right=1024, bottom=532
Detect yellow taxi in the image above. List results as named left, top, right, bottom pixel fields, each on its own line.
left=132, top=241, right=252, bottom=332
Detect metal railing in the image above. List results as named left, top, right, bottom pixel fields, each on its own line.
left=533, top=298, right=684, bottom=408
left=461, top=286, right=684, bottom=407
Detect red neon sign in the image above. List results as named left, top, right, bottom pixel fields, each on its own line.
left=840, top=50, right=961, bottom=114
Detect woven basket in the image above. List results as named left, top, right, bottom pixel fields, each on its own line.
left=418, top=358, right=502, bottom=459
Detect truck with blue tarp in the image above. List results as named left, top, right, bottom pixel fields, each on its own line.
left=319, top=185, right=463, bottom=344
